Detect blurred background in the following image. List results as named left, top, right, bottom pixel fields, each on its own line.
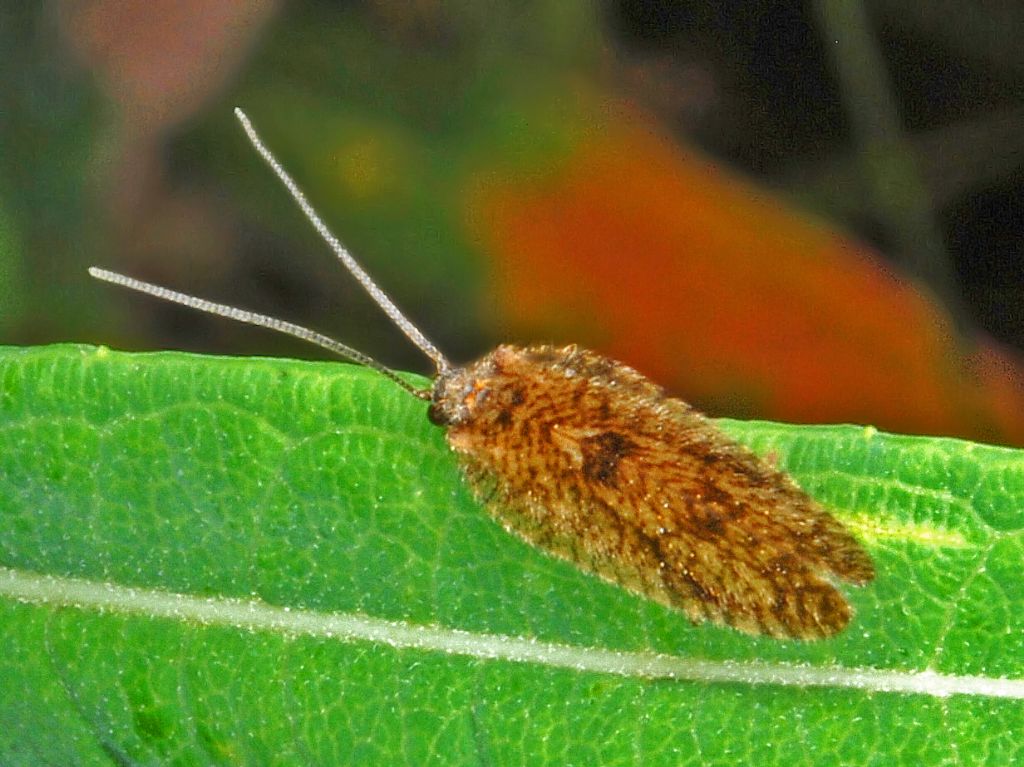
left=1, top=1, right=1022, bottom=444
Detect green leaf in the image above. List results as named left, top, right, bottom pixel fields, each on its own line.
left=1, top=344, right=1022, bottom=765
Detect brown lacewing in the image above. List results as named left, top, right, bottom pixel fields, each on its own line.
left=90, top=108, right=873, bottom=640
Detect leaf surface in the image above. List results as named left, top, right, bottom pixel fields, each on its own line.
left=1, top=345, right=1021, bottom=765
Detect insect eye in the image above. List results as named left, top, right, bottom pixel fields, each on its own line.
left=427, top=403, right=451, bottom=426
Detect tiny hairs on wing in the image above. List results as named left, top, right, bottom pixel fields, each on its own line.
left=431, top=345, right=874, bottom=639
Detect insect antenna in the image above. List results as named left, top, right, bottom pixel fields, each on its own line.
left=88, top=267, right=431, bottom=400
left=88, top=107, right=461, bottom=401
left=233, top=107, right=451, bottom=375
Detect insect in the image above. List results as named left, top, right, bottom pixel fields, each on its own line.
left=91, top=108, right=874, bottom=640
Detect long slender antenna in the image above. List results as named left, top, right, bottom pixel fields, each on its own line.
left=88, top=267, right=431, bottom=400
left=233, top=107, right=451, bottom=375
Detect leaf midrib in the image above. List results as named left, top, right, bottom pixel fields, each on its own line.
left=3, top=566, right=1020, bottom=700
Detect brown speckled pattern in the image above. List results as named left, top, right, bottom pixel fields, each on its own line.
left=431, top=344, right=874, bottom=640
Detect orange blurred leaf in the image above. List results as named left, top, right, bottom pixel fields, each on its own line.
left=467, top=100, right=1024, bottom=445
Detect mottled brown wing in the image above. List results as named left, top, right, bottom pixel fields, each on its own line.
left=442, top=344, right=874, bottom=640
